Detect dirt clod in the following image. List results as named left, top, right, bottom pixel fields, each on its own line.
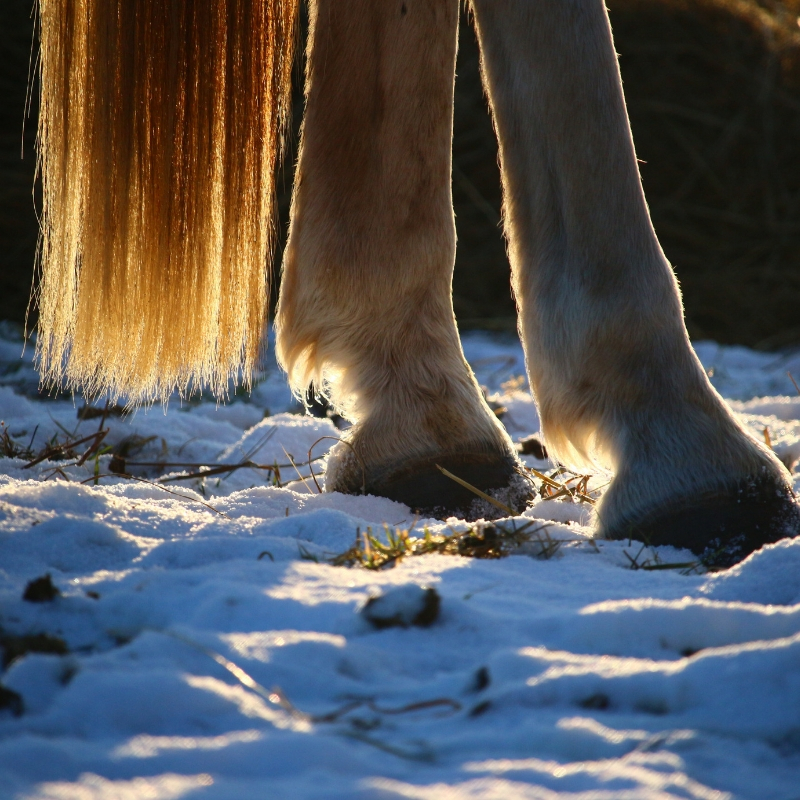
left=580, top=693, right=611, bottom=710
left=0, top=631, right=69, bottom=669
left=0, top=685, right=23, bottom=717
left=518, top=435, right=548, bottom=460
left=362, top=585, right=441, bottom=629
left=22, top=574, right=60, bottom=603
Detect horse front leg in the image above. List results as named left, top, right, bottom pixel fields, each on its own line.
left=471, top=0, right=799, bottom=564
left=276, top=0, right=527, bottom=517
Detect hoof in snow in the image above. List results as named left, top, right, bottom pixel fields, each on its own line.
left=360, top=453, right=532, bottom=521
left=605, top=475, right=800, bottom=568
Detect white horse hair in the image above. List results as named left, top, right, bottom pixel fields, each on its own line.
left=35, top=0, right=799, bottom=566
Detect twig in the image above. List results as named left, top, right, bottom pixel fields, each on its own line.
left=23, top=429, right=110, bottom=469
left=159, top=456, right=330, bottom=484
left=160, top=460, right=262, bottom=483
left=159, top=627, right=459, bottom=759
left=125, top=454, right=327, bottom=470
left=367, top=697, right=461, bottom=717
left=81, top=472, right=230, bottom=518
left=42, top=466, right=71, bottom=482
left=26, top=425, right=38, bottom=453
left=640, top=561, right=702, bottom=571
left=74, top=429, right=109, bottom=467
left=98, top=398, right=112, bottom=435
left=339, top=730, right=435, bottom=762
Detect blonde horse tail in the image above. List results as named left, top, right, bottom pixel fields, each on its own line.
left=35, top=0, right=298, bottom=404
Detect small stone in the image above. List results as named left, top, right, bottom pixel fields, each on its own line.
left=362, top=585, right=440, bottom=629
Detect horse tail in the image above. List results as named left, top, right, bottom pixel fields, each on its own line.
left=35, top=0, right=298, bottom=403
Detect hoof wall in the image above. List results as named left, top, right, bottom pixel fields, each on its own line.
left=606, top=476, right=800, bottom=568
left=362, top=453, right=531, bottom=520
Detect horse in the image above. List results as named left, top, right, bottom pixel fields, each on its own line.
left=34, top=0, right=800, bottom=567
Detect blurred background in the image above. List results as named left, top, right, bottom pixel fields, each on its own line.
left=2, top=0, right=800, bottom=349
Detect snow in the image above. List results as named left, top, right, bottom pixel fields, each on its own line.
left=0, top=323, right=799, bottom=799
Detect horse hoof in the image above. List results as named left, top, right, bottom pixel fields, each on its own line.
left=604, top=475, right=800, bottom=568
left=335, top=452, right=533, bottom=520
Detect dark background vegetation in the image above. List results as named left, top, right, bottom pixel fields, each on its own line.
left=2, top=0, right=800, bottom=348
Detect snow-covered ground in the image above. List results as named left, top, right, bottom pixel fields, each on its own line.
left=1, top=323, right=799, bottom=800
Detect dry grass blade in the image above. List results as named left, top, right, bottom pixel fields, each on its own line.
left=1, top=422, right=35, bottom=461
left=282, top=445, right=317, bottom=494
left=623, top=542, right=651, bottom=569
left=524, top=465, right=599, bottom=505
left=623, top=541, right=704, bottom=573
left=239, top=425, right=279, bottom=464
left=160, top=630, right=307, bottom=720
left=279, top=471, right=328, bottom=491
left=329, top=518, right=593, bottom=570
left=307, top=436, right=367, bottom=495
left=435, top=465, right=515, bottom=516
left=526, top=467, right=563, bottom=489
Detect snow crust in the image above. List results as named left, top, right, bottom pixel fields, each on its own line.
left=0, top=325, right=799, bottom=799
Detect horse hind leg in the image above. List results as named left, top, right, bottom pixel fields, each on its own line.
left=471, top=0, right=799, bottom=565
left=276, top=0, right=529, bottom=518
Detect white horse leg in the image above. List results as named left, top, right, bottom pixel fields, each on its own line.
left=471, top=0, right=799, bottom=564
left=276, top=0, right=527, bottom=517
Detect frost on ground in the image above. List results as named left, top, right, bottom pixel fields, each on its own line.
left=0, top=323, right=799, bottom=800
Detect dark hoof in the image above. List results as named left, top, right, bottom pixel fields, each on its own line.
left=364, top=452, right=532, bottom=520
left=606, top=475, right=800, bottom=568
